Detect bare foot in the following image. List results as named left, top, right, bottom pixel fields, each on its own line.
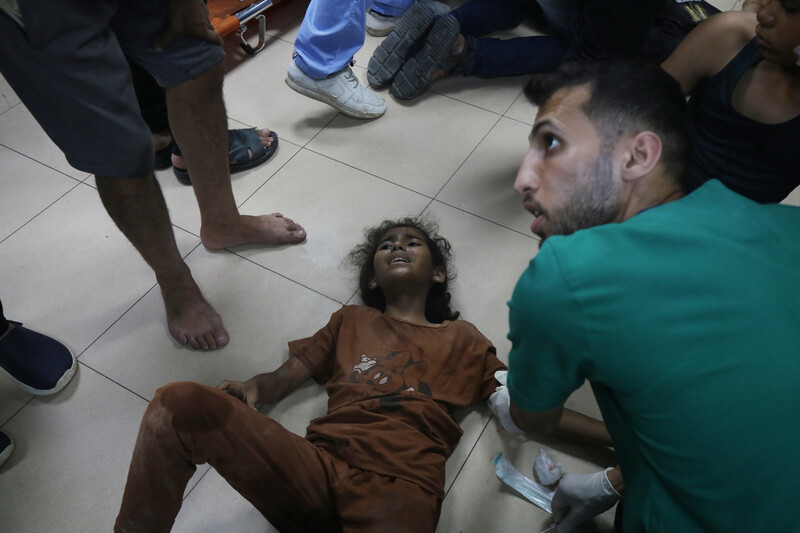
left=433, top=34, right=468, bottom=82
left=172, top=128, right=275, bottom=170
left=201, top=213, right=306, bottom=250
left=158, top=271, right=230, bottom=350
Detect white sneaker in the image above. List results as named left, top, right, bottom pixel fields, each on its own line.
left=286, top=59, right=387, bottom=119
left=366, top=9, right=399, bottom=37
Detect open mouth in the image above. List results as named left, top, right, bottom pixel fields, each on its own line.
left=390, top=257, right=410, bottom=264
left=525, top=203, right=543, bottom=218
left=524, top=199, right=544, bottom=219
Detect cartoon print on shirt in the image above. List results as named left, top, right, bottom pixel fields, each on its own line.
left=349, top=352, right=432, bottom=410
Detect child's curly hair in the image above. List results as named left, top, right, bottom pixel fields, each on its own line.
left=347, top=217, right=459, bottom=323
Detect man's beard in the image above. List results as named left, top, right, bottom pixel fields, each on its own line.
left=541, top=153, right=621, bottom=243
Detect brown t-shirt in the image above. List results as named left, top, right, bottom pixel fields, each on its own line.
left=289, top=305, right=506, bottom=498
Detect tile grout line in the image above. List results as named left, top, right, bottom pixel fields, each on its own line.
left=0, top=142, right=91, bottom=183
left=0, top=179, right=84, bottom=247
left=299, top=146, right=437, bottom=200
left=225, top=248, right=348, bottom=307
left=74, top=282, right=161, bottom=361
left=444, top=415, right=494, bottom=499
left=429, top=113, right=504, bottom=201
left=75, top=360, right=151, bottom=403
left=429, top=198, right=539, bottom=241
left=0, top=359, right=150, bottom=434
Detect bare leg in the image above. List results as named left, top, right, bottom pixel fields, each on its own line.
left=96, top=174, right=229, bottom=350
left=166, top=61, right=306, bottom=250
left=171, top=127, right=276, bottom=171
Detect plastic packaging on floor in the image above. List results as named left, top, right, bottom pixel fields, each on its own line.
left=493, top=452, right=554, bottom=514
left=534, top=448, right=566, bottom=485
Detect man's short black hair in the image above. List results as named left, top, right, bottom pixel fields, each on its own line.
left=525, top=60, right=692, bottom=183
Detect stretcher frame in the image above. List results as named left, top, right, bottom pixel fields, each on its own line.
left=210, top=0, right=278, bottom=55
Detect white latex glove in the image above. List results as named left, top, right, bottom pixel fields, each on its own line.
left=487, top=386, right=525, bottom=434
left=551, top=469, right=621, bottom=533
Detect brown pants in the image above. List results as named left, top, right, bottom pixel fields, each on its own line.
left=114, top=382, right=441, bottom=533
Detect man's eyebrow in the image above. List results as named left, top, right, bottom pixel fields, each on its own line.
left=531, top=119, right=554, bottom=140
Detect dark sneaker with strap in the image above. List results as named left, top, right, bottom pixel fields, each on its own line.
left=390, top=13, right=462, bottom=101
left=0, top=430, right=13, bottom=468
left=368, top=3, right=437, bottom=90
left=0, top=321, right=77, bottom=396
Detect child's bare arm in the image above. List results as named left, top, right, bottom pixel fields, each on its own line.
left=218, top=355, right=313, bottom=408
left=661, top=11, right=756, bottom=95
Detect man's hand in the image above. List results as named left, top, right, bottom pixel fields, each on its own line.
left=551, top=469, right=622, bottom=533
left=218, top=379, right=259, bottom=409
left=156, top=0, right=222, bottom=51
left=488, top=387, right=525, bottom=433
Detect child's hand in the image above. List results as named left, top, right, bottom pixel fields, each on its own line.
left=218, top=379, right=259, bottom=409
left=488, top=387, right=525, bottom=433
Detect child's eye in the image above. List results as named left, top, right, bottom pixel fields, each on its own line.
left=379, top=243, right=392, bottom=250
left=408, top=241, right=421, bottom=247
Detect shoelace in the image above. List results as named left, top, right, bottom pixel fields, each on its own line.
left=344, top=61, right=359, bottom=88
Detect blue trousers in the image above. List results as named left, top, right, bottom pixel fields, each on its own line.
left=454, top=0, right=577, bottom=78
left=372, top=0, right=415, bottom=17
left=294, top=0, right=413, bottom=78
left=293, top=0, right=574, bottom=79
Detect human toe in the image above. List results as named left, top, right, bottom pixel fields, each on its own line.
left=214, top=332, right=230, bottom=347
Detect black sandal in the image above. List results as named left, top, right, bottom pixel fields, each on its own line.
left=172, top=128, right=279, bottom=186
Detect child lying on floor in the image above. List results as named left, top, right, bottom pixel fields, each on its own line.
left=114, top=217, right=507, bottom=533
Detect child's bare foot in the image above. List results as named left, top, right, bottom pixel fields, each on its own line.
left=171, top=128, right=275, bottom=171
left=201, top=213, right=306, bottom=250
left=158, top=272, right=229, bottom=350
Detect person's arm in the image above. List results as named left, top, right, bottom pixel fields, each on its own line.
left=661, top=11, right=756, bottom=95
left=218, top=355, right=313, bottom=408
left=509, top=400, right=613, bottom=447
left=489, top=387, right=613, bottom=447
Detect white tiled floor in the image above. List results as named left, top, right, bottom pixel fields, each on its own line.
left=1, top=1, right=796, bottom=532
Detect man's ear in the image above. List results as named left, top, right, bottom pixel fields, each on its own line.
left=432, top=266, right=446, bottom=284
left=619, top=131, right=662, bottom=183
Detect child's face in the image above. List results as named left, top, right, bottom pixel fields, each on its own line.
left=370, top=227, right=444, bottom=291
left=756, top=0, right=800, bottom=66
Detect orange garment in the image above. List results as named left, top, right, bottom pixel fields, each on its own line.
left=291, top=305, right=506, bottom=498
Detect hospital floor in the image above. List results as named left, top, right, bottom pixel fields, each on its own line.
left=1, top=1, right=795, bottom=531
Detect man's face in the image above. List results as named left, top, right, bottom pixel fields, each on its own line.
left=514, top=85, right=621, bottom=242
